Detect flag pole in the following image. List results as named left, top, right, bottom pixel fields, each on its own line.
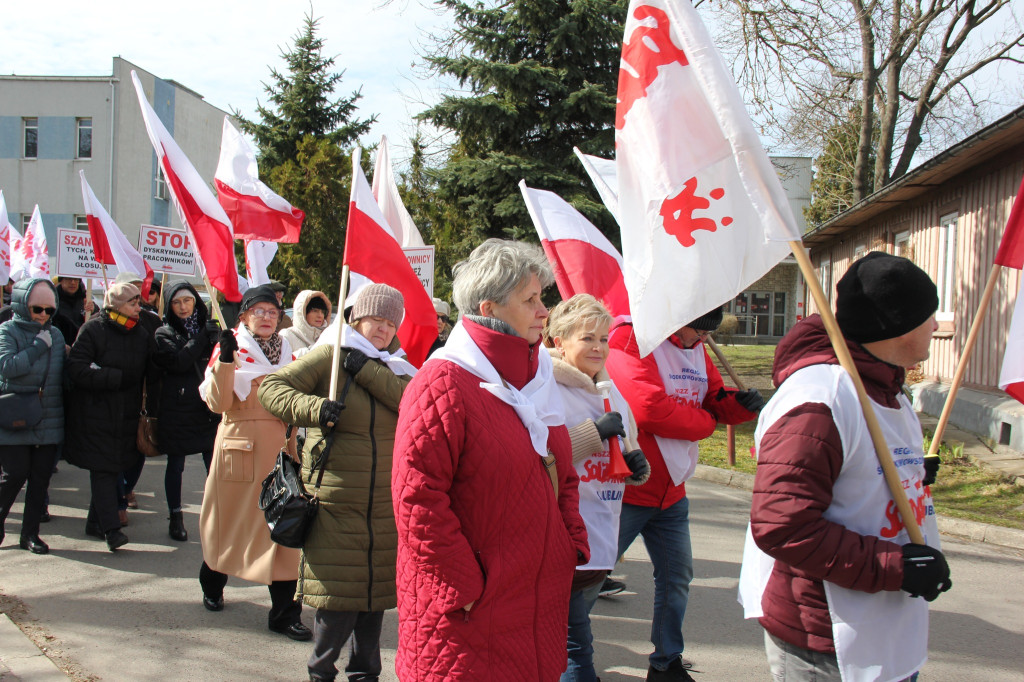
left=927, top=264, right=1002, bottom=455
left=706, top=336, right=747, bottom=391
left=329, top=264, right=350, bottom=401
left=203, top=275, right=227, bottom=329
left=788, top=241, right=925, bottom=545
left=157, top=272, right=169, bottom=317
left=84, top=279, right=92, bottom=322
left=99, top=263, right=110, bottom=289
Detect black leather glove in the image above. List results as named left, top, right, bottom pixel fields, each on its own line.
left=343, top=348, right=370, bottom=376
left=735, top=389, right=765, bottom=413
left=218, top=330, right=237, bottom=363
left=318, top=399, right=345, bottom=431
left=205, top=320, right=221, bottom=346
left=595, top=412, right=626, bottom=442
left=901, top=543, right=952, bottom=601
left=923, top=455, right=940, bottom=487
left=622, top=449, right=650, bottom=482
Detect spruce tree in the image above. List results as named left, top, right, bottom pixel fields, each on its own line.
left=421, top=0, right=626, bottom=245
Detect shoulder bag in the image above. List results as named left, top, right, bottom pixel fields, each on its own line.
left=0, top=339, right=51, bottom=431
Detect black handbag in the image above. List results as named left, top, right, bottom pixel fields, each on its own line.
left=0, top=340, right=51, bottom=431
left=258, top=448, right=321, bottom=548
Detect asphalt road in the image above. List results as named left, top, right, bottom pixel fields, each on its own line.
left=0, top=459, right=1021, bottom=681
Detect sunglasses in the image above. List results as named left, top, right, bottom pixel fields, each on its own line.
left=31, top=306, right=56, bottom=316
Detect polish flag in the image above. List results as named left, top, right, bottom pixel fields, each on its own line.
left=0, top=191, right=12, bottom=284
left=573, top=148, right=620, bottom=223
left=616, top=0, right=801, bottom=355
left=11, top=206, right=49, bottom=280
left=244, top=239, right=278, bottom=288
left=519, top=181, right=630, bottom=317
left=130, top=71, right=241, bottom=302
left=215, top=118, right=304, bottom=244
left=80, top=171, right=155, bottom=298
left=346, top=151, right=437, bottom=366
left=371, top=135, right=425, bottom=247
left=996, top=173, right=1024, bottom=403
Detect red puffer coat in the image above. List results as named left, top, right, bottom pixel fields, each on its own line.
left=393, top=319, right=589, bottom=681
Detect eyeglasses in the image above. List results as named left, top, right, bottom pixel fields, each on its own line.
left=250, top=308, right=281, bottom=320
left=693, top=329, right=712, bottom=337
left=31, top=306, right=56, bottom=316
left=437, top=315, right=450, bottom=324
left=171, top=297, right=196, bottom=306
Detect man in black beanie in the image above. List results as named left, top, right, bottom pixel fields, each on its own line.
left=740, top=251, right=951, bottom=682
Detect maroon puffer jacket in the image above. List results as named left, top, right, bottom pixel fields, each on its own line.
left=751, top=315, right=905, bottom=652
left=392, top=319, right=589, bottom=681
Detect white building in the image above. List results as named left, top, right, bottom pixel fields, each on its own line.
left=0, top=57, right=228, bottom=260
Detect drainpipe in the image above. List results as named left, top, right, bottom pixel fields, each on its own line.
left=108, top=76, right=118, bottom=208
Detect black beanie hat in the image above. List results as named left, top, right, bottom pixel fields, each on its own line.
left=239, top=284, right=283, bottom=314
left=306, top=296, right=329, bottom=313
left=687, top=306, right=724, bottom=332
left=836, top=251, right=938, bottom=343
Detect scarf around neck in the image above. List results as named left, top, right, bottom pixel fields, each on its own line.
left=340, top=325, right=417, bottom=377
left=199, top=324, right=294, bottom=401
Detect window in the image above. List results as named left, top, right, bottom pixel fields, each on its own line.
left=819, top=257, right=832, bottom=305
left=21, top=215, right=31, bottom=230
left=23, top=118, right=38, bottom=158
left=729, top=291, right=788, bottom=337
left=75, top=215, right=89, bottom=230
left=894, top=230, right=911, bottom=257
left=853, top=244, right=867, bottom=260
left=155, top=167, right=168, bottom=200
left=935, top=213, right=958, bottom=320
left=77, top=118, right=92, bottom=159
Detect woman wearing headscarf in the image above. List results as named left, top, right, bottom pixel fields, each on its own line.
left=392, top=239, right=590, bottom=682
left=197, top=284, right=308, bottom=641
left=65, top=282, right=156, bottom=551
left=0, top=278, right=65, bottom=554
left=280, top=290, right=332, bottom=358
left=260, top=283, right=414, bottom=682
left=153, top=281, right=221, bottom=542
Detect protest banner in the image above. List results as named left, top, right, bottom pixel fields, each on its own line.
left=56, top=228, right=110, bottom=279
left=403, top=245, right=435, bottom=298
left=139, top=225, right=197, bottom=276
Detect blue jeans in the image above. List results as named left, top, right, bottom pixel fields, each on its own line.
left=617, top=497, right=693, bottom=671
left=561, top=579, right=604, bottom=682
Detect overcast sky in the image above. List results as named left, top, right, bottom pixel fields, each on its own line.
left=0, top=1, right=450, bottom=165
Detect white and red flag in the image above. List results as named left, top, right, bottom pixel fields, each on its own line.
left=371, top=136, right=425, bottom=248
left=346, top=151, right=437, bottom=367
left=130, top=71, right=242, bottom=302
left=79, top=171, right=155, bottom=298
left=996, top=173, right=1024, bottom=403
left=244, top=239, right=278, bottom=288
left=573, top=148, right=621, bottom=223
left=0, top=191, right=13, bottom=284
left=10, top=205, right=49, bottom=280
left=519, top=181, right=630, bottom=318
left=215, top=118, right=304, bottom=244
left=616, top=0, right=801, bottom=355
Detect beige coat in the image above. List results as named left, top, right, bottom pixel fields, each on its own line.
left=199, top=361, right=299, bottom=584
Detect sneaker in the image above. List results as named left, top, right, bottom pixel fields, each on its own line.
left=599, top=577, right=626, bottom=597
left=646, top=658, right=695, bottom=682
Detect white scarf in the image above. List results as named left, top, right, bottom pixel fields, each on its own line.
left=199, top=324, right=294, bottom=401
left=432, top=320, right=565, bottom=456
left=339, top=324, right=417, bottom=377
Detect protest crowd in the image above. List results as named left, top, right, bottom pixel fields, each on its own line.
left=0, top=239, right=952, bottom=682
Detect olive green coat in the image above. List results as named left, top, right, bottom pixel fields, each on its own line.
left=257, top=341, right=410, bottom=612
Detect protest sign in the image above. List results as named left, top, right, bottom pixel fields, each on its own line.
left=56, top=228, right=110, bottom=279
left=139, top=225, right=196, bottom=276
left=403, top=245, right=435, bottom=298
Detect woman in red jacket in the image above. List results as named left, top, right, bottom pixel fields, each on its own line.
left=392, top=239, right=589, bottom=682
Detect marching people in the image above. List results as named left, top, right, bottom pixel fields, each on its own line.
left=65, top=282, right=156, bottom=551
left=606, top=304, right=763, bottom=681
left=259, top=283, right=414, bottom=682
left=54, top=276, right=95, bottom=342
left=196, top=284, right=309, bottom=640
left=279, top=289, right=332, bottom=357
left=392, top=239, right=589, bottom=681
left=739, top=252, right=951, bottom=681
left=545, top=294, right=650, bottom=682
left=268, top=281, right=294, bottom=330
left=152, top=281, right=222, bottom=542
left=0, top=278, right=64, bottom=554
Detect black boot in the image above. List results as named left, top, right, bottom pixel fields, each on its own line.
left=169, top=511, right=188, bottom=542
left=106, top=529, right=129, bottom=551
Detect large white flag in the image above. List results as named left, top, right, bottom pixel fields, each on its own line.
left=371, top=136, right=425, bottom=248
left=0, top=191, right=12, bottom=284
left=616, top=0, right=801, bottom=355
left=80, top=171, right=155, bottom=297
left=244, top=239, right=278, bottom=288
left=10, top=206, right=49, bottom=280
left=574, top=148, right=620, bottom=223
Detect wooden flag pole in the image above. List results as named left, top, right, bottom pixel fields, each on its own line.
left=927, top=264, right=1002, bottom=455
left=84, top=279, right=93, bottom=322
left=788, top=241, right=925, bottom=545
left=329, top=265, right=351, bottom=401
left=203, top=275, right=227, bottom=329
left=706, top=336, right=746, bottom=466
left=157, top=271, right=169, bottom=317
left=99, top=263, right=110, bottom=289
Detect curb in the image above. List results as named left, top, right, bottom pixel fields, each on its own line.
left=692, top=464, right=1024, bottom=551
left=0, top=613, right=69, bottom=681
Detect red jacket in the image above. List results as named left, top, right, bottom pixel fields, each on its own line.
left=751, top=315, right=905, bottom=652
left=392, top=319, right=589, bottom=681
left=606, top=322, right=756, bottom=509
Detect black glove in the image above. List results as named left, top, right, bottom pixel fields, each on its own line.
left=218, top=330, right=237, bottom=363
left=595, top=412, right=626, bottom=441
left=622, top=449, right=650, bottom=482
left=318, top=399, right=345, bottom=431
left=735, top=389, right=765, bottom=413
left=923, top=455, right=940, bottom=487
left=901, top=543, right=952, bottom=601
left=343, top=348, right=370, bottom=376
left=205, top=320, right=221, bottom=346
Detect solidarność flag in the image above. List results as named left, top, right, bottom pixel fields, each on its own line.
left=80, top=171, right=155, bottom=298
left=0, top=191, right=13, bottom=285
left=11, top=205, right=49, bottom=280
